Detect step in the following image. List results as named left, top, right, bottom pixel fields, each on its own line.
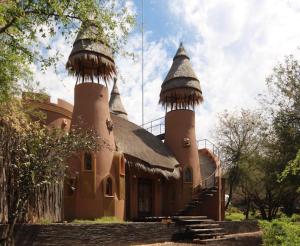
left=143, top=216, right=167, bottom=222
left=190, top=201, right=203, bottom=205
left=193, top=236, right=230, bottom=244
left=189, top=228, right=224, bottom=233
left=194, top=232, right=225, bottom=239
left=172, top=216, right=208, bottom=220
left=177, top=219, right=214, bottom=224
left=187, top=223, right=220, bottom=229
left=204, top=193, right=214, bottom=197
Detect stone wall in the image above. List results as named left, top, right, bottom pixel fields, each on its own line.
left=218, top=221, right=260, bottom=234
left=0, top=221, right=261, bottom=246
left=0, top=222, right=180, bottom=246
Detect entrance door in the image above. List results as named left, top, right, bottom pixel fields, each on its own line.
left=138, top=178, right=153, bottom=217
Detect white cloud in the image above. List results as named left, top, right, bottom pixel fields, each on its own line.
left=167, top=0, right=300, bottom=141
left=33, top=0, right=300, bottom=146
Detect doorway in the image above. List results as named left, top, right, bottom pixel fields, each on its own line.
left=138, top=178, right=153, bottom=217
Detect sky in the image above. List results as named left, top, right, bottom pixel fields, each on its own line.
left=33, top=0, right=300, bottom=142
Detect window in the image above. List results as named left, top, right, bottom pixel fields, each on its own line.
left=105, top=177, right=113, bottom=196
left=84, top=152, right=92, bottom=170
left=184, top=167, right=192, bottom=183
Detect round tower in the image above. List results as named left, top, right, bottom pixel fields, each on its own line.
left=160, top=43, right=203, bottom=200
left=64, top=23, right=124, bottom=220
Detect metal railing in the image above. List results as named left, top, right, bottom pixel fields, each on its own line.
left=141, top=116, right=165, bottom=136
left=197, top=139, right=220, bottom=159
left=141, top=118, right=222, bottom=188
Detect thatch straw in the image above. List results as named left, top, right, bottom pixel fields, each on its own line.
left=160, top=86, right=203, bottom=108
left=66, top=24, right=116, bottom=83
left=111, top=114, right=179, bottom=171
left=126, top=157, right=180, bottom=180
left=109, top=78, right=128, bottom=120
left=160, top=43, right=203, bottom=107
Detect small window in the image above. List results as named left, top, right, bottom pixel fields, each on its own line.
left=184, top=167, right=192, bottom=183
left=84, top=152, right=92, bottom=170
left=105, top=177, right=113, bottom=196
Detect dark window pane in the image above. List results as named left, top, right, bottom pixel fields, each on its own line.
left=84, top=153, right=92, bottom=170
left=184, top=168, right=192, bottom=182
left=106, top=177, right=113, bottom=196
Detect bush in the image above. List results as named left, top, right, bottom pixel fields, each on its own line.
left=260, top=218, right=300, bottom=246
left=225, top=212, right=245, bottom=221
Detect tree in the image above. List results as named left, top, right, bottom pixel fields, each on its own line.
left=214, top=109, right=267, bottom=209
left=265, top=55, right=300, bottom=214
left=0, top=99, right=107, bottom=245
left=0, top=0, right=135, bottom=102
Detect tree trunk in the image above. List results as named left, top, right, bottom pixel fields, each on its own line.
left=4, top=215, right=17, bottom=246
left=225, top=180, right=233, bottom=210
left=244, top=198, right=250, bottom=220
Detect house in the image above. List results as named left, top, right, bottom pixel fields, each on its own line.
left=35, top=25, right=225, bottom=222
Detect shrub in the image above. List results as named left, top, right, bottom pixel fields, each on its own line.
left=225, top=212, right=245, bottom=221
left=260, top=218, right=300, bottom=246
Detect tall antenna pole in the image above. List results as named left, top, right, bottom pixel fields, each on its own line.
left=141, top=0, right=144, bottom=125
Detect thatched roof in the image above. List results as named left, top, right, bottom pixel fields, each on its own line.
left=160, top=43, right=203, bottom=107
left=66, top=24, right=116, bottom=82
left=111, top=114, right=179, bottom=175
left=109, top=79, right=128, bottom=120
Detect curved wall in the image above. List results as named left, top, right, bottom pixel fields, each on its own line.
left=165, top=109, right=201, bottom=188
left=65, top=83, right=121, bottom=220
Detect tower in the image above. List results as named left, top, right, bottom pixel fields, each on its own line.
left=64, top=23, right=124, bottom=220
left=109, top=78, right=128, bottom=120
left=160, top=43, right=203, bottom=208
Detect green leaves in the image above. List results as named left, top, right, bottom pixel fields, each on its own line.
left=0, top=0, right=135, bottom=102
left=0, top=99, right=103, bottom=226
left=260, top=218, right=300, bottom=246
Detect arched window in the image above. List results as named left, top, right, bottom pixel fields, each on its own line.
left=184, top=167, right=192, bottom=183
left=84, top=152, right=92, bottom=170
left=105, top=177, right=113, bottom=196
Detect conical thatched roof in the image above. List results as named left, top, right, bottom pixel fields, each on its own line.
left=159, top=43, right=203, bottom=107
left=109, top=78, right=128, bottom=120
left=66, top=23, right=116, bottom=83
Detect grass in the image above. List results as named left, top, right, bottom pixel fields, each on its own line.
left=72, top=216, right=123, bottom=224
left=36, top=218, right=53, bottom=224
left=225, top=212, right=245, bottom=221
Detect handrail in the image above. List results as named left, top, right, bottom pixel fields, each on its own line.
left=140, top=116, right=164, bottom=128
left=140, top=118, right=222, bottom=189
left=197, top=139, right=220, bottom=159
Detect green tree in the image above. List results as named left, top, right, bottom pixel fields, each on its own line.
left=0, top=99, right=108, bottom=245
left=265, top=55, right=300, bottom=214
left=0, top=0, right=135, bottom=102
left=214, top=109, right=266, bottom=209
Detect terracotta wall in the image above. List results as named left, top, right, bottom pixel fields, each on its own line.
left=165, top=110, right=201, bottom=188
left=65, top=83, right=125, bottom=220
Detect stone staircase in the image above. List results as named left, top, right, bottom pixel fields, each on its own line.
left=171, top=216, right=227, bottom=244
left=175, top=186, right=218, bottom=216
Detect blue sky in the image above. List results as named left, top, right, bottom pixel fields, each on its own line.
left=34, top=0, right=300, bottom=141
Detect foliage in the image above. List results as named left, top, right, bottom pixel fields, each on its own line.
left=225, top=212, right=245, bottom=221
left=214, top=109, right=267, bottom=209
left=0, top=98, right=104, bottom=245
left=260, top=217, right=300, bottom=246
left=0, top=0, right=135, bottom=102
left=216, top=55, right=300, bottom=220
left=72, top=217, right=122, bottom=224
left=265, top=55, right=300, bottom=214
